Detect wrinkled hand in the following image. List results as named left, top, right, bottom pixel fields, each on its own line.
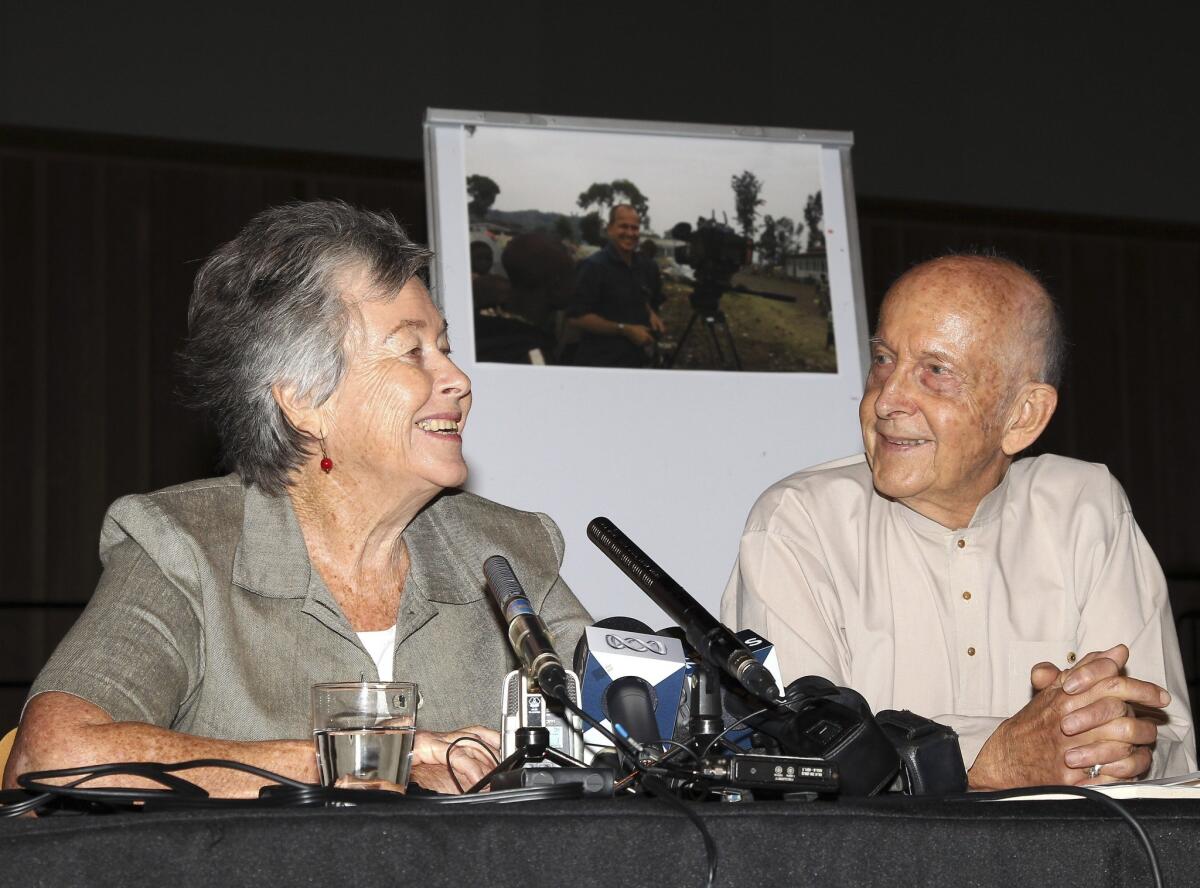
left=969, top=644, right=1169, bottom=789
left=648, top=311, right=666, bottom=335
left=622, top=324, right=655, bottom=348
left=409, top=725, right=501, bottom=794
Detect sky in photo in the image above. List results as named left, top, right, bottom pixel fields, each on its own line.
left=465, top=125, right=824, bottom=237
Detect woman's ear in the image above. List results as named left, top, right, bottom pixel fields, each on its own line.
left=272, top=383, right=324, bottom=440
left=1001, top=382, right=1058, bottom=456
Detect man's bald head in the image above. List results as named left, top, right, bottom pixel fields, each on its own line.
left=884, top=254, right=1065, bottom=390
left=608, top=204, right=640, bottom=226
left=862, top=252, right=1064, bottom=528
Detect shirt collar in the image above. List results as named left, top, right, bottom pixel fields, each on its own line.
left=232, top=482, right=314, bottom=598
left=891, top=465, right=1012, bottom=536
left=402, top=492, right=489, bottom=605
left=601, top=241, right=634, bottom=266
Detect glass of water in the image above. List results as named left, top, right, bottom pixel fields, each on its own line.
left=311, top=681, right=418, bottom=791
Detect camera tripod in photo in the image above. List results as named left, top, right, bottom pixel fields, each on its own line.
left=666, top=282, right=743, bottom=371
left=665, top=220, right=749, bottom=371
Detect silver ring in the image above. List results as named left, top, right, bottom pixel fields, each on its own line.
left=1087, top=763, right=1102, bottom=778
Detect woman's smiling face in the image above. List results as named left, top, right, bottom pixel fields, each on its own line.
left=322, top=272, right=472, bottom=494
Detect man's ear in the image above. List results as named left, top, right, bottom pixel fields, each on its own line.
left=272, top=383, right=324, bottom=440
left=1001, top=382, right=1058, bottom=456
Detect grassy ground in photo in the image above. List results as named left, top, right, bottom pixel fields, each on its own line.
left=657, top=271, right=837, bottom=372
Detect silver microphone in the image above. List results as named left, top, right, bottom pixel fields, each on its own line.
left=483, top=555, right=570, bottom=700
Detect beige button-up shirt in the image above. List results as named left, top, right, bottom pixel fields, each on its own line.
left=721, top=453, right=1196, bottom=777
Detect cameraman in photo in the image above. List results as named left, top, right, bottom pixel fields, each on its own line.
left=566, top=204, right=665, bottom=368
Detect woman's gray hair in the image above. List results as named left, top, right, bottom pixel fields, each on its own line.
left=180, top=200, right=431, bottom=494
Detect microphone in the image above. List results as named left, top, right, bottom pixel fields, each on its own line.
left=587, top=517, right=781, bottom=703
left=604, top=677, right=662, bottom=748
left=484, top=555, right=569, bottom=701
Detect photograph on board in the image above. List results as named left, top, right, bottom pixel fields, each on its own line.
left=464, top=125, right=835, bottom=372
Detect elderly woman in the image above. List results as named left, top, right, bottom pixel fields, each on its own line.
left=4, top=201, right=591, bottom=795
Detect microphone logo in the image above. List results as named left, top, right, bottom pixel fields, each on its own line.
left=604, top=634, right=668, bottom=655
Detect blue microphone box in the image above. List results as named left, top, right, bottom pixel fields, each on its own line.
left=578, top=626, right=687, bottom=750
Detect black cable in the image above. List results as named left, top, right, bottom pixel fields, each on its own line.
left=548, top=689, right=716, bottom=888
left=964, top=785, right=1162, bottom=888
left=445, top=735, right=501, bottom=795
left=1, top=758, right=585, bottom=816
left=431, top=784, right=581, bottom=805
left=658, top=739, right=702, bottom=763
left=640, top=773, right=718, bottom=888
left=460, top=692, right=653, bottom=796
left=699, top=686, right=808, bottom=760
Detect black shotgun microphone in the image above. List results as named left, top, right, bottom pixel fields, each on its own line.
left=587, top=517, right=781, bottom=703
left=484, top=555, right=569, bottom=701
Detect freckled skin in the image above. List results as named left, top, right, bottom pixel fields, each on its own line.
left=861, top=260, right=1036, bottom=529
left=291, top=276, right=473, bottom=631
left=323, top=278, right=471, bottom=495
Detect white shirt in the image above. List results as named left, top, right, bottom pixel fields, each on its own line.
left=721, top=453, right=1196, bottom=777
left=357, top=626, right=397, bottom=683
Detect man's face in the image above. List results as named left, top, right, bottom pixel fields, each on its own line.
left=606, top=207, right=641, bottom=258
left=859, top=268, right=1017, bottom=526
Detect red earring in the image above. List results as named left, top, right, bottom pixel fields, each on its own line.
left=319, top=437, right=333, bottom=474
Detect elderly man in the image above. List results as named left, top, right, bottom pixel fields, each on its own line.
left=567, top=204, right=665, bottom=367
left=722, top=254, right=1195, bottom=788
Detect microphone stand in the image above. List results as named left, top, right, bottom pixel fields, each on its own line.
left=493, top=726, right=588, bottom=774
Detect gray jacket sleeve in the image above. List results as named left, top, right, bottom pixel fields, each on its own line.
left=27, top=521, right=203, bottom=726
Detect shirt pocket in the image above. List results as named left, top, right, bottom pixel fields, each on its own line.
left=1007, top=640, right=1074, bottom=713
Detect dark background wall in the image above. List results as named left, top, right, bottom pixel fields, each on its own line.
left=3, top=1, right=1200, bottom=222
left=2, top=1, right=1199, bottom=727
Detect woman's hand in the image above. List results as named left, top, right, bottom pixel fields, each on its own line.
left=409, top=725, right=502, bottom=793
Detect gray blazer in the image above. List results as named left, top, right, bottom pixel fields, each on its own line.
left=30, top=476, right=592, bottom=736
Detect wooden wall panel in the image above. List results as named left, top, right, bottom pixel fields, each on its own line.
left=1, top=128, right=1196, bottom=733
left=0, top=157, right=38, bottom=606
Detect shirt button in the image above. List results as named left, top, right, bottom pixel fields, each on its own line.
left=957, top=539, right=966, bottom=549
left=967, top=646, right=976, bottom=656
left=1066, top=652, right=1077, bottom=664
left=962, top=591, right=972, bottom=601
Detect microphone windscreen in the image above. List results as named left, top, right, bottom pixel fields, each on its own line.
left=604, top=676, right=661, bottom=746
left=573, top=632, right=590, bottom=677
left=595, top=616, right=654, bottom=634
left=483, top=555, right=522, bottom=606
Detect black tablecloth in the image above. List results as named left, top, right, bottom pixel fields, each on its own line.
left=2, top=795, right=1198, bottom=887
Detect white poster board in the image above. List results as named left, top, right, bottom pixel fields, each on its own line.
left=424, top=109, right=868, bottom=628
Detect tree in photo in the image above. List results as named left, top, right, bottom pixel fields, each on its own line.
left=577, top=182, right=615, bottom=214
left=466, top=175, right=500, bottom=221
left=761, top=215, right=796, bottom=269
left=776, top=216, right=795, bottom=270
left=554, top=216, right=576, bottom=242
left=731, top=170, right=765, bottom=240
left=577, top=179, right=651, bottom=228
left=758, top=215, right=779, bottom=267
left=609, top=179, right=650, bottom=227
left=579, top=211, right=605, bottom=246
left=804, top=190, right=825, bottom=252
